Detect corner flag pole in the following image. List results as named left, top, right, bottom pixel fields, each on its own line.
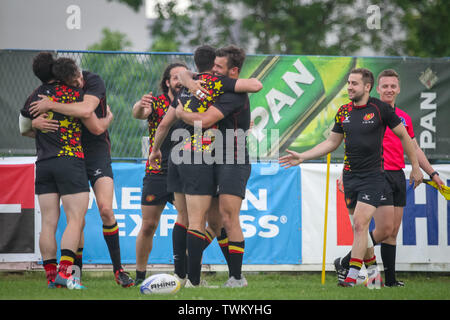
left=321, top=153, right=331, bottom=285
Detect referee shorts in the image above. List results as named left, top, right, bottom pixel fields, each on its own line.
left=383, top=170, right=406, bottom=207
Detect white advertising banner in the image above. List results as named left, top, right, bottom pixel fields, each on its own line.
left=301, top=163, right=450, bottom=271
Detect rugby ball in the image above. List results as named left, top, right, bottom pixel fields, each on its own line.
left=140, top=273, right=181, bottom=294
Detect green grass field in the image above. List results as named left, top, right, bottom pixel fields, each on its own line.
left=0, top=271, right=448, bottom=300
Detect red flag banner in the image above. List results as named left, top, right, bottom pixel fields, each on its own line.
left=0, top=164, right=35, bottom=253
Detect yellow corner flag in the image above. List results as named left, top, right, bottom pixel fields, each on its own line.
left=321, top=153, right=331, bottom=285
left=424, top=179, right=450, bottom=200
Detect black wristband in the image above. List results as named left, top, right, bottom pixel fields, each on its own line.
left=430, top=171, right=439, bottom=179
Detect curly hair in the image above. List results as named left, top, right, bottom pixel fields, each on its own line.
left=160, top=62, right=187, bottom=94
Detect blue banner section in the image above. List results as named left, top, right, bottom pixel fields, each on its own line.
left=403, top=180, right=440, bottom=246
left=56, top=162, right=302, bottom=265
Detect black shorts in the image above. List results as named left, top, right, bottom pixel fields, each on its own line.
left=167, top=156, right=216, bottom=196
left=84, top=151, right=114, bottom=186
left=141, top=173, right=174, bottom=206
left=35, top=157, right=90, bottom=195
left=215, top=164, right=251, bottom=199
left=384, top=170, right=406, bottom=207
left=343, top=170, right=392, bottom=209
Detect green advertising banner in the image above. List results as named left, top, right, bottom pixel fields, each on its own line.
left=241, top=55, right=450, bottom=161
left=2, top=50, right=449, bottom=162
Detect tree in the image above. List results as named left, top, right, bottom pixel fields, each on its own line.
left=149, top=0, right=237, bottom=52
left=395, top=0, right=450, bottom=57
left=87, top=28, right=132, bottom=51
left=144, top=0, right=388, bottom=55
left=113, top=0, right=450, bottom=57
left=107, top=0, right=143, bottom=12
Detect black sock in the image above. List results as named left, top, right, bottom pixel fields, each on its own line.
left=228, top=240, right=245, bottom=280
left=187, top=229, right=206, bottom=285
left=369, top=231, right=377, bottom=246
left=204, top=229, right=214, bottom=250
left=341, top=250, right=352, bottom=269
left=381, top=243, right=397, bottom=285
left=73, top=247, right=83, bottom=278
left=217, top=228, right=231, bottom=272
left=136, top=270, right=146, bottom=281
left=103, top=222, right=122, bottom=273
left=172, top=223, right=188, bottom=279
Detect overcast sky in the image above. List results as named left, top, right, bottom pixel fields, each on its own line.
left=0, top=0, right=149, bottom=51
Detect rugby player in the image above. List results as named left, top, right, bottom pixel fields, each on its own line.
left=334, top=69, right=444, bottom=286
left=175, top=45, right=254, bottom=287
left=28, top=59, right=134, bottom=287
left=279, top=68, right=423, bottom=287
left=131, top=62, right=188, bottom=285
left=149, top=45, right=261, bottom=287
left=20, top=54, right=93, bottom=289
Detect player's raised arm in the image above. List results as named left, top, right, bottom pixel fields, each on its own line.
left=19, top=114, right=36, bottom=138
left=177, top=70, right=208, bottom=99
left=234, top=78, right=263, bottom=93
left=175, top=99, right=224, bottom=129
left=412, top=138, right=445, bottom=189
left=132, top=92, right=154, bottom=120
left=279, top=131, right=343, bottom=168
left=29, top=94, right=99, bottom=119
left=81, top=105, right=114, bottom=135
left=148, top=106, right=178, bottom=168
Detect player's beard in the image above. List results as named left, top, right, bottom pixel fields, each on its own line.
left=170, top=84, right=183, bottom=96
left=349, top=90, right=365, bottom=104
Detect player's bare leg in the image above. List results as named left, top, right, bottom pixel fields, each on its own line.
left=93, top=177, right=133, bottom=287
left=38, top=193, right=60, bottom=287
left=372, top=205, right=394, bottom=244
left=219, top=194, right=247, bottom=287
left=54, top=191, right=88, bottom=289
left=135, top=204, right=165, bottom=284
left=340, top=201, right=376, bottom=287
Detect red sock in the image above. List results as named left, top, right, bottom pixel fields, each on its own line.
left=364, top=255, right=377, bottom=268
left=43, top=259, right=57, bottom=283
left=58, top=249, right=76, bottom=276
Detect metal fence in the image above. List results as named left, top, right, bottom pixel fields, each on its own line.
left=2, top=50, right=449, bottom=162
left=0, top=49, right=195, bottom=159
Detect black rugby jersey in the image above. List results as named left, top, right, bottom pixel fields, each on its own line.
left=21, top=83, right=85, bottom=162
left=80, top=71, right=111, bottom=155
left=331, top=96, right=402, bottom=172
left=173, top=73, right=237, bottom=154
left=214, top=92, right=251, bottom=164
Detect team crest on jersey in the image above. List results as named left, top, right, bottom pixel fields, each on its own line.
left=362, top=112, right=375, bottom=124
